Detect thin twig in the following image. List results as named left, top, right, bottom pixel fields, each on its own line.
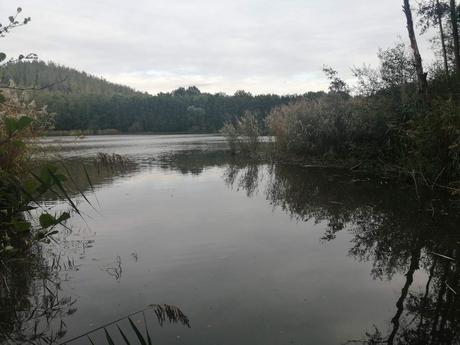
left=428, top=251, right=455, bottom=261
left=446, top=282, right=457, bottom=295
left=411, top=170, right=421, bottom=201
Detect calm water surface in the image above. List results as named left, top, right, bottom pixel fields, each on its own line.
left=2, top=134, right=460, bottom=345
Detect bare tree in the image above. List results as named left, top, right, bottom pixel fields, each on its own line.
left=403, top=0, right=429, bottom=96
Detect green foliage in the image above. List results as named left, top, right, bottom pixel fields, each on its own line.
left=0, top=114, right=81, bottom=255
left=323, top=65, right=350, bottom=94
left=406, top=98, right=460, bottom=180
left=352, top=43, right=416, bottom=96
left=417, top=0, right=450, bottom=34
left=1, top=60, right=135, bottom=95
left=265, top=46, right=460, bottom=189
left=1, top=61, right=298, bottom=133
left=4, top=115, right=33, bottom=136
left=0, top=165, right=80, bottom=255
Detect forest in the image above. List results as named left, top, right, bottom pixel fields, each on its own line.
left=0, top=61, right=301, bottom=133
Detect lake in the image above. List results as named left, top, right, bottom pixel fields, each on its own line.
left=2, top=134, right=460, bottom=345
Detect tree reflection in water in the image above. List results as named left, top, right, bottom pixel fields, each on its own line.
left=224, top=161, right=460, bottom=345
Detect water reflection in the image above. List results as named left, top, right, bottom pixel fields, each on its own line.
left=2, top=142, right=460, bottom=344
left=0, top=249, right=79, bottom=344
left=220, top=158, right=460, bottom=345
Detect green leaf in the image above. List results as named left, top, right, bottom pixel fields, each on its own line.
left=4, top=117, right=18, bottom=135
left=17, top=116, right=33, bottom=131
left=2, top=116, right=32, bottom=138
left=23, top=179, right=39, bottom=194
left=39, top=213, right=57, bottom=228
left=57, top=212, right=70, bottom=223
left=83, top=165, right=95, bottom=193
left=0, top=52, right=6, bottom=62
left=47, top=168, right=81, bottom=215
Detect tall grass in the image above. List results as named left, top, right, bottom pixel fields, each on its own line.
left=220, top=111, right=260, bottom=155
left=260, top=45, right=460, bottom=192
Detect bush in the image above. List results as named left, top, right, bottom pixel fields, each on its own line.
left=0, top=92, right=80, bottom=256
left=220, top=122, right=239, bottom=154
left=406, top=98, right=460, bottom=182
left=220, top=111, right=260, bottom=154
left=238, top=111, right=260, bottom=153
left=266, top=94, right=352, bottom=157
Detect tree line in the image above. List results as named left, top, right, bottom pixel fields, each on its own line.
left=1, top=61, right=308, bottom=133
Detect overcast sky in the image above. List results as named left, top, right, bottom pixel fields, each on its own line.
left=1, top=1, right=435, bottom=95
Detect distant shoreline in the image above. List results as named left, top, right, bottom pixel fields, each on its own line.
left=45, top=130, right=219, bottom=137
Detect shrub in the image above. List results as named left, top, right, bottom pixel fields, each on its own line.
left=238, top=111, right=260, bottom=153
left=266, top=94, right=352, bottom=157
left=406, top=98, right=460, bottom=182
left=220, top=111, right=260, bottom=154
left=0, top=92, right=80, bottom=255
left=220, top=121, right=239, bottom=154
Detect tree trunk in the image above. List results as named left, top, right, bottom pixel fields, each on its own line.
left=387, top=245, right=421, bottom=345
left=403, top=0, right=429, bottom=96
left=450, top=0, right=460, bottom=77
left=437, top=0, right=450, bottom=75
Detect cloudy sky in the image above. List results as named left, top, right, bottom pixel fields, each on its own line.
left=1, top=1, right=435, bottom=95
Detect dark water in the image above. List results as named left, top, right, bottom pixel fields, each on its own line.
left=2, top=134, right=460, bottom=345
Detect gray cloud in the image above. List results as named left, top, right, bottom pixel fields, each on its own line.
left=1, top=0, right=435, bottom=94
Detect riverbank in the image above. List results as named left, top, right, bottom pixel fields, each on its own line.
left=228, top=140, right=460, bottom=199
